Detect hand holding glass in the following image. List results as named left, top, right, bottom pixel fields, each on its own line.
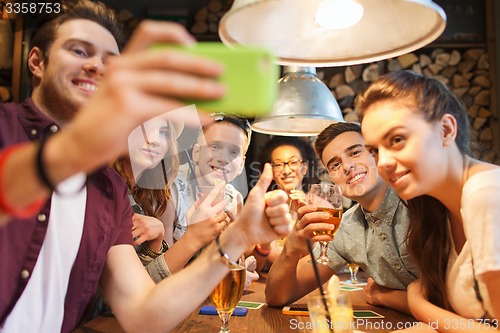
left=210, top=256, right=246, bottom=332
left=308, top=184, right=343, bottom=265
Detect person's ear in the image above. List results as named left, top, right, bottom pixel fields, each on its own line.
left=28, top=47, right=45, bottom=80
left=440, top=114, right=458, bottom=147
left=191, top=144, right=200, bottom=165
left=236, top=156, right=246, bottom=175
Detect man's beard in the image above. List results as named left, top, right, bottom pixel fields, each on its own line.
left=39, top=81, right=81, bottom=125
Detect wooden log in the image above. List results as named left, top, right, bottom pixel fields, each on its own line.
left=458, top=60, right=476, bottom=74
left=412, top=63, right=422, bottom=75
left=478, top=107, right=492, bottom=118
left=362, top=64, right=379, bottom=82
left=451, top=74, right=470, bottom=88
left=208, top=0, right=223, bottom=13
left=397, top=53, right=418, bottom=69
left=191, top=21, right=208, bottom=34
left=420, top=54, right=432, bottom=68
left=449, top=50, right=461, bottom=66
left=335, top=84, right=355, bottom=100
left=328, top=73, right=344, bottom=88
left=474, top=90, right=490, bottom=106
left=387, top=59, right=402, bottom=72
left=467, top=86, right=482, bottom=97
left=463, top=48, right=485, bottom=61
left=435, top=53, right=450, bottom=66
left=472, top=75, right=491, bottom=88
left=473, top=117, right=487, bottom=130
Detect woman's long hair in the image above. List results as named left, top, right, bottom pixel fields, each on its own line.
left=112, top=126, right=180, bottom=219
left=356, top=70, right=471, bottom=309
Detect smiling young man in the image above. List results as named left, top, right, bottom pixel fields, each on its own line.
left=265, top=122, right=419, bottom=314
left=0, top=2, right=291, bottom=332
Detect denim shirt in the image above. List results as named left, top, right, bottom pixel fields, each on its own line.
left=0, top=99, right=133, bottom=332
left=326, top=187, right=419, bottom=290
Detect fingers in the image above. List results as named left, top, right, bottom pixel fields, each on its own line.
left=264, top=189, right=288, bottom=207
left=113, top=48, right=224, bottom=77
left=104, top=63, right=225, bottom=101
left=124, top=21, right=196, bottom=53
left=202, top=181, right=226, bottom=205
left=252, top=163, right=274, bottom=196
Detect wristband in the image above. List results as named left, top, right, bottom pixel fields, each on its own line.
left=141, top=240, right=169, bottom=259
left=0, top=144, right=46, bottom=218
left=254, top=243, right=271, bottom=256
left=36, top=135, right=57, bottom=192
left=36, top=134, right=87, bottom=196
left=215, top=234, right=241, bottom=269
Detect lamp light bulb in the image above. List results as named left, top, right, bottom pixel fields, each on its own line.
left=315, top=0, right=364, bottom=30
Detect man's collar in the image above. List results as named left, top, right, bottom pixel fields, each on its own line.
left=17, top=98, right=60, bottom=140
left=361, top=187, right=400, bottom=227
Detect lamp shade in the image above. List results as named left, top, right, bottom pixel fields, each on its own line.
left=219, top=0, right=446, bottom=67
left=251, top=66, right=344, bottom=136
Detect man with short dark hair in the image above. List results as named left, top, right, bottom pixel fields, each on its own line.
left=265, top=122, right=418, bottom=314
left=0, top=1, right=291, bottom=332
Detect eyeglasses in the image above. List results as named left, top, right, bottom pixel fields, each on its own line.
left=271, top=159, right=304, bottom=172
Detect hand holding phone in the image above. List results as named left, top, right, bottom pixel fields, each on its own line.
left=151, top=42, right=279, bottom=117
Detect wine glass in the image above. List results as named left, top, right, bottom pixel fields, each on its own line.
left=345, top=263, right=360, bottom=284
left=308, top=183, right=343, bottom=265
left=210, top=256, right=246, bottom=333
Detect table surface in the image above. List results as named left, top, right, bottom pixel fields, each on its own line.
left=74, top=274, right=417, bottom=333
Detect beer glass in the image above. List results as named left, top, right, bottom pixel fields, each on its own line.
left=210, top=256, right=246, bottom=332
left=308, top=184, right=343, bottom=265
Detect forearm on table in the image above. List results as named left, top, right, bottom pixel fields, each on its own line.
left=265, top=247, right=305, bottom=307
left=371, top=288, right=411, bottom=315
left=162, top=234, right=203, bottom=273
left=117, top=224, right=250, bottom=333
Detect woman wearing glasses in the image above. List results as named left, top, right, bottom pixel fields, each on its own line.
left=252, top=136, right=319, bottom=271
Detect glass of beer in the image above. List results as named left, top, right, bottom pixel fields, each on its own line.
left=210, top=256, right=246, bottom=332
left=345, top=263, right=360, bottom=284
left=308, top=183, right=343, bottom=265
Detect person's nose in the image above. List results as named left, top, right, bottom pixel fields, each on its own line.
left=342, top=158, right=355, bottom=175
left=376, top=148, right=396, bottom=173
left=144, top=127, right=161, bottom=147
left=211, top=148, right=230, bottom=165
left=82, top=56, right=105, bottom=77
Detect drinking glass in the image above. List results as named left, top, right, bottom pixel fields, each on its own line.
left=196, top=185, right=225, bottom=205
left=308, top=184, right=343, bottom=265
left=345, top=263, right=360, bottom=284
left=306, top=292, right=353, bottom=333
left=210, top=256, right=246, bottom=333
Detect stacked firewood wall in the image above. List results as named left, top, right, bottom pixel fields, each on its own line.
left=318, top=48, right=498, bottom=163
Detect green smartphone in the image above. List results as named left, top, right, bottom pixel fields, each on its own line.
left=151, top=42, right=279, bottom=117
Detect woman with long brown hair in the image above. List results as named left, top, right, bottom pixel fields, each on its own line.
left=358, top=70, right=499, bottom=332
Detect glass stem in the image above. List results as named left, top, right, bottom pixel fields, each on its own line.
left=218, top=311, right=231, bottom=332
left=321, top=241, right=328, bottom=258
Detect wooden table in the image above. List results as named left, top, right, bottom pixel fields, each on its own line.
left=74, top=275, right=418, bottom=333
